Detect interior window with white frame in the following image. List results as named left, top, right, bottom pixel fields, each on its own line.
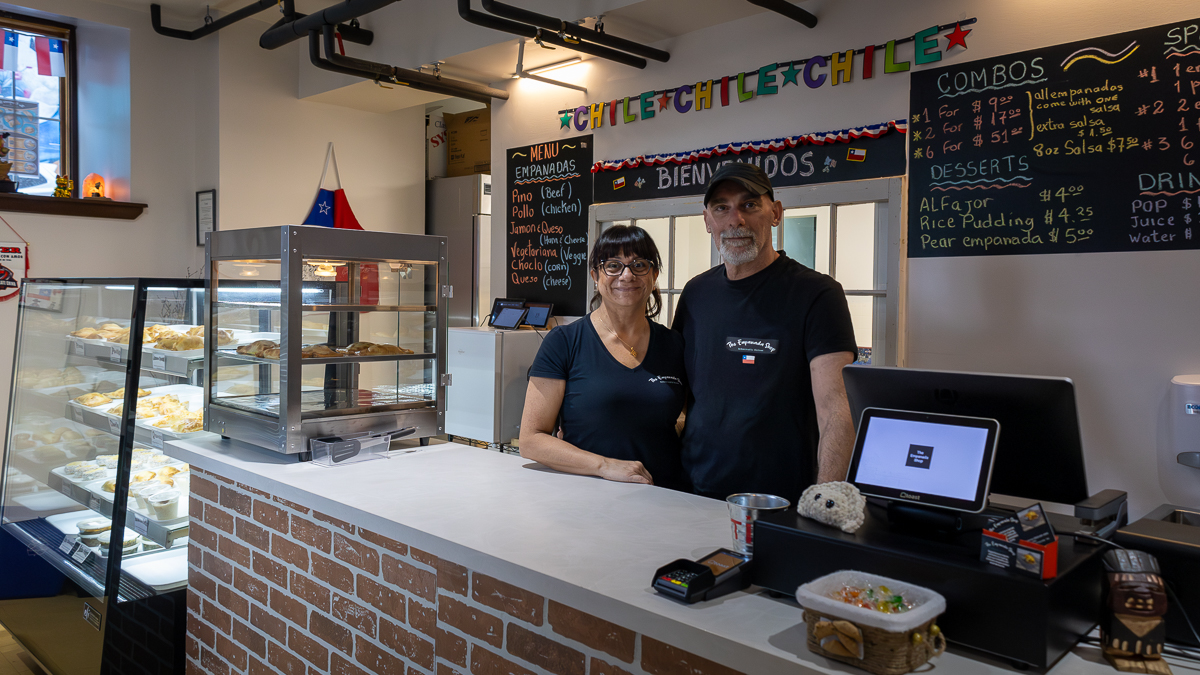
left=592, top=177, right=902, bottom=365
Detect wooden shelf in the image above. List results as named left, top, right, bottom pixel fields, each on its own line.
left=0, top=193, right=147, bottom=220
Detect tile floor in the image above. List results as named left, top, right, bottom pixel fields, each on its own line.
left=0, top=624, right=45, bottom=675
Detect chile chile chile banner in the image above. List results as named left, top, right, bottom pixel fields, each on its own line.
left=506, top=137, right=593, bottom=316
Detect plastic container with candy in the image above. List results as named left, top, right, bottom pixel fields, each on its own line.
left=796, top=570, right=946, bottom=675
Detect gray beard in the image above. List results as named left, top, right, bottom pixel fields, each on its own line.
left=719, top=228, right=763, bottom=265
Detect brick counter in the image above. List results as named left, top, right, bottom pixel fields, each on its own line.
left=167, top=437, right=1112, bottom=675
left=183, top=468, right=742, bottom=675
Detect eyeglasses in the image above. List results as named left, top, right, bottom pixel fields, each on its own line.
left=598, top=259, right=654, bottom=276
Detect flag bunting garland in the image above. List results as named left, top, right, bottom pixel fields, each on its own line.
left=590, top=119, right=907, bottom=173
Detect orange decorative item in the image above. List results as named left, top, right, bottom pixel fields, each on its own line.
left=82, top=173, right=107, bottom=199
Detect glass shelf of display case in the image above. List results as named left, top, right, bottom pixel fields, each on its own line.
left=205, top=226, right=447, bottom=455
left=3, top=278, right=213, bottom=612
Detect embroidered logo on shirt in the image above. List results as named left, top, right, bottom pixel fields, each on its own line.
left=742, top=355, right=755, bottom=364
left=725, top=337, right=778, bottom=354
left=647, top=375, right=683, bottom=385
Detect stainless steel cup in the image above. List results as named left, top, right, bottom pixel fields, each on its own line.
left=726, top=493, right=790, bottom=555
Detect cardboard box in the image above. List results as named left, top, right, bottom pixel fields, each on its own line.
left=427, top=112, right=447, bottom=179
left=445, top=108, right=490, bottom=177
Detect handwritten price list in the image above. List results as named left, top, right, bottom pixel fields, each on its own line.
left=908, top=18, right=1200, bottom=258
left=506, top=137, right=593, bottom=315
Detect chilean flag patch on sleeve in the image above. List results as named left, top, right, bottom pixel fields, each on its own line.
left=742, top=355, right=755, bottom=364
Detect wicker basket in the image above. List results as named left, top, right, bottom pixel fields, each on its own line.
left=797, top=571, right=947, bottom=675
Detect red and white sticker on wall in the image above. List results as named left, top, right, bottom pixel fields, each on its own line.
left=0, top=242, right=28, bottom=301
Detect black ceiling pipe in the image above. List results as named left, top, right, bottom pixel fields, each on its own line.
left=457, top=0, right=647, bottom=69
left=308, top=27, right=508, bottom=104
left=321, top=25, right=508, bottom=101
left=151, top=1, right=372, bottom=45
left=746, top=0, right=817, bottom=28
left=151, top=0, right=274, bottom=40
left=261, top=0, right=396, bottom=49
left=478, top=0, right=669, bottom=63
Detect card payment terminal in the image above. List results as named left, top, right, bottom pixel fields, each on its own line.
left=652, top=549, right=753, bottom=603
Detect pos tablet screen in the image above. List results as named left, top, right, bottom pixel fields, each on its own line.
left=847, top=408, right=1000, bottom=513
left=491, top=307, right=527, bottom=330
left=523, top=303, right=553, bottom=328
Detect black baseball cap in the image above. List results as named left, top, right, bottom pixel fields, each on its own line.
left=703, top=162, right=774, bottom=206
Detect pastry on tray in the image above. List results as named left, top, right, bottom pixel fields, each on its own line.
left=261, top=347, right=281, bottom=359
left=156, top=334, right=203, bottom=351
left=223, top=383, right=256, bottom=396
left=237, top=340, right=278, bottom=357
left=71, top=327, right=102, bottom=339
left=75, top=392, right=113, bottom=407
left=103, top=388, right=152, bottom=399
left=32, top=430, right=63, bottom=445
left=301, top=344, right=339, bottom=358
left=340, top=341, right=412, bottom=356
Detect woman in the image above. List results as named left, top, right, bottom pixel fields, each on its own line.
left=519, top=225, right=690, bottom=491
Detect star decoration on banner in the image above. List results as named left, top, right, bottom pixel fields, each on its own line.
left=319, top=201, right=331, bottom=215
left=560, top=111, right=573, bottom=128
left=658, top=92, right=671, bottom=111
left=780, top=62, right=800, bottom=87
left=944, top=23, right=971, bottom=50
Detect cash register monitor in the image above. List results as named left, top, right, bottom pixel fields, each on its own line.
left=843, top=366, right=1088, bottom=505
left=522, top=303, right=553, bottom=328
left=490, top=307, right=527, bottom=330
left=847, top=408, right=1000, bottom=513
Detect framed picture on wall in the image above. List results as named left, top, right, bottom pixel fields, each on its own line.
left=196, top=189, right=216, bottom=246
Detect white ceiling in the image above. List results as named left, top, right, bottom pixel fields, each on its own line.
left=109, top=0, right=806, bottom=112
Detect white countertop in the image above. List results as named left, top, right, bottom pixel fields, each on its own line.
left=166, top=437, right=1130, bottom=675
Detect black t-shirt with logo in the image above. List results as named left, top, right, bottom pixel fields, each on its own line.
left=671, top=253, right=857, bottom=503
left=529, top=316, right=690, bottom=492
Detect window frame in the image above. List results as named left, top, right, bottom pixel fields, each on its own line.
left=590, top=177, right=905, bottom=365
left=0, top=9, right=77, bottom=197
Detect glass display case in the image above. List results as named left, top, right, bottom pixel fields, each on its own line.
left=205, top=225, right=448, bottom=455
left=1, top=278, right=212, bottom=672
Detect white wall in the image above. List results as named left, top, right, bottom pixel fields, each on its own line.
left=490, top=0, right=1200, bottom=518
left=218, top=19, right=425, bottom=233
left=0, top=0, right=217, bottom=447
left=0, top=3, right=427, bottom=455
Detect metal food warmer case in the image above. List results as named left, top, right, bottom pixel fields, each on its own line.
left=204, top=225, right=448, bottom=455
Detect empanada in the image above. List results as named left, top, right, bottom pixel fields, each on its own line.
left=75, top=392, right=113, bottom=407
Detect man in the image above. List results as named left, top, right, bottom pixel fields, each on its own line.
left=672, top=162, right=858, bottom=503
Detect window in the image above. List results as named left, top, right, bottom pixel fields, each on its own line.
left=592, top=177, right=904, bottom=365
left=0, top=12, right=74, bottom=195
left=597, top=215, right=717, bottom=325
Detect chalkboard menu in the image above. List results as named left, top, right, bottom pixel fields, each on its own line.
left=506, top=137, right=593, bottom=315
left=909, top=18, right=1200, bottom=258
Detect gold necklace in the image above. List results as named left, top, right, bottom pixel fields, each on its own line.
left=598, top=313, right=639, bottom=358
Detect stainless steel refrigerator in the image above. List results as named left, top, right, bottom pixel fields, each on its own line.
left=426, top=174, right=493, bottom=327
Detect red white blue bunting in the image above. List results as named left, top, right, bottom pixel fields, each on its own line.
left=590, top=119, right=907, bottom=173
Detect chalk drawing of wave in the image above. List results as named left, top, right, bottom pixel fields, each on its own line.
left=1061, top=42, right=1138, bottom=70
left=929, top=176, right=1033, bottom=186
left=930, top=183, right=1031, bottom=191
left=938, top=78, right=1048, bottom=99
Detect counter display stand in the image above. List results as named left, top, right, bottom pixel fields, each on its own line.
left=205, top=225, right=449, bottom=455
left=1, top=278, right=217, bottom=675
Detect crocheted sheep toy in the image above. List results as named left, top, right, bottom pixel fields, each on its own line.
left=797, top=481, right=866, bottom=533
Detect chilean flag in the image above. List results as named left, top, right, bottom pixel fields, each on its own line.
left=1, top=32, right=18, bottom=72
left=35, top=37, right=65, bottom=77
left=302, top=188, right=363, bottom=230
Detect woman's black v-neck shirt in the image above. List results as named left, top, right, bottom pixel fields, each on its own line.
left=528, top=315, right=690, bottom=492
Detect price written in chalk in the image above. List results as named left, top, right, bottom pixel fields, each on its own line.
left=909, top=18, right=1200, bottom=257
left=506, top=137, right=593, bottom=315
